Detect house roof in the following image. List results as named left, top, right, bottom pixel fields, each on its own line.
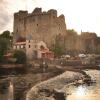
left=14, top=42, right=26, bottom=45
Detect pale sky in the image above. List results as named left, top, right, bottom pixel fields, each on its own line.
left=0, top=0, right=100, bottom=36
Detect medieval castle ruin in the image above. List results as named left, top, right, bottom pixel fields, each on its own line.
left=13, top=7, right=99, bottom=57
left=13, top=8, right=66, bottom=47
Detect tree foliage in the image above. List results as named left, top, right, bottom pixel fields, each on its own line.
left=0, top=30, right=13, bottom=39
left=13, top=50, right=26, bottom=64
left=52, top=35, right=65, bottom=57
left=66, top=29, right=77, bottom=36
left=0, top=38, right=9, bottom=60
left=0, top=30, right=13, bottom=46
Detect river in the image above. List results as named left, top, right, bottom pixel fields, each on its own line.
left=66, top=70, right=100, bottom=100
left=0, top=88, right=8, bottom=100
left=0, top=70, right=100, bottom=100
left=0, top=77, right=14, bottom=100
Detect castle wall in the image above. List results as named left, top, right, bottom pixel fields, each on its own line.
left=13, top=8, right=67, bottom=47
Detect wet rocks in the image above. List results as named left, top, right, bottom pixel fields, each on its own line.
left=26, top=71, right=84, bottom=100
left=52, top=89, right=66, bottom=100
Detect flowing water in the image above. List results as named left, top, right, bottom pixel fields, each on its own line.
left=66, top=70, right=100, bottom=100
left=0, top=70, right=100, bottom=100
left=0, top=87, right=8, bottom=100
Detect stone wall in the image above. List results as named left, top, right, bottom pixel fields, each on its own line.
left=13, top=8, right=67, bottom=47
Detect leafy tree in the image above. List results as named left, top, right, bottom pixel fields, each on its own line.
left=0, top=38, right=9, bottom=60
left=52, top=35, right=65, bottom=57
left=0, top=30, right=10, bottom=38
left=0, top=30, right=13, bottom=47
left=66, top=29, right=77, bottom=36
left=13, top=50, right=26, bottom=64
left=65, top=29, right=78, bottom=55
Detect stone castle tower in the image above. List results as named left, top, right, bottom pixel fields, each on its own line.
left=13, top=8, right=67, bottom=47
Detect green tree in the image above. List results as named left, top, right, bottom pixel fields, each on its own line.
left=13, top=50, right=26, bottom=64
left=0, top=30, right=10, bottom=38
left=52, top=34, right=65, bottom=57
left=66, top=29, right=77, bottom=36
left=65, top=29, right=78, bottom=55
left=0, top=38, right=9, bottom=60
left=0, top=30, right=13, bottom=48
left=52, top=43, right=63, bottom=57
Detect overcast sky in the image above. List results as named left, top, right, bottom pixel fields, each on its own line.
left=0, top=0, right=100, bottom=36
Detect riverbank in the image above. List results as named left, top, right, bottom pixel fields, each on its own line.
left=0, top=63, right=99, bottom=100
left=1, top=65, right=64, bottom=100
left=13, top=64, right=95, bottom=100
left=26, top=71, right=84, bottom=100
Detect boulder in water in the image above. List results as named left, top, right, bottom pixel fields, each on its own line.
left=52, top=89, right=66, bottom=100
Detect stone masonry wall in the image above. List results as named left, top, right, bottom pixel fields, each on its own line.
left=13, top=8, right=67, bottom=47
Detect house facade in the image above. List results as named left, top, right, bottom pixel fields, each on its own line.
left=13, top=39, right=54, bottom=60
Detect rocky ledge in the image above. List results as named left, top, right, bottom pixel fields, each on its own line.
left=26, top=71, right=86, bottom=100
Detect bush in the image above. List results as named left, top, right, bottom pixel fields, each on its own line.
left=13, top=50, right=26, bottom=64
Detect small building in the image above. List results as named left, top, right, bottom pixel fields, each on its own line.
left=13, top=41, right=26, bottom=51
left=36, top=41, right=54, bottom=59
left=13, top=37, right=54, bottom=60
left=81, top=55, right=95, bottom=65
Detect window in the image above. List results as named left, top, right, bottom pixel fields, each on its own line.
left=37, top=24, right=38, bottom=26
left=53, top=16, right=55, bottom=18
left=21, top=45, right=23, bottom=49
left=29, top=45, right=30, bottom=48
left=16, top=29, right=18, bottom=32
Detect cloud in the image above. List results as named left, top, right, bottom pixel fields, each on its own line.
left=0, top=0, right=100, bottom=36
left=0, top=0, right=12, bottom=33
left=0, top=0, right=28, bottom=33
left=0, top=0, right=38, bottom=33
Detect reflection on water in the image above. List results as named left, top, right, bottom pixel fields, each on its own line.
left=0, top=78, right=14, bottom=100
left=75, top=85, right=86, bottom=97
left=0, top=70, right=100, bottom=100
left=67, top=84, right=100, bottom=100
left=0, top=88, right=8, bottom=100
left=8, top=81, right=14, bottom=100
left=66, top=70, right=100, bottom=100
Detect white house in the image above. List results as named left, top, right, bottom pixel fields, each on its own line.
left=13, top=36, right=54, bottom=60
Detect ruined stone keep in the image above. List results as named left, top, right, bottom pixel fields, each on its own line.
left=13, top=8, right=67, bottom=47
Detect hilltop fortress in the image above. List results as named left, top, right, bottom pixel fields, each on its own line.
left=13, top=7, right=67, bottom=47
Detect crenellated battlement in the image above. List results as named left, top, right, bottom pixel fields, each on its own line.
left=32, top=7, right=42, bottom=14
left=14, top=8, right=58, bottom=19
left=14, top=11, right=28, bottom=19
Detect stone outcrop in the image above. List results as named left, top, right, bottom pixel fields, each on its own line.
left=26, top=71, right=84, bottom=100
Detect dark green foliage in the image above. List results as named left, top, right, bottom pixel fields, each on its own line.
left=52, top=34, right=65, bottom=57
left=67, top=29, right=77, bottom=36
left=52, top=42, right=63, bottom=57
left=0, top=38, right=9, bottom=60
left=0, top=30, right=12, bottom=39
left=13, top=50, right=26, bottom=64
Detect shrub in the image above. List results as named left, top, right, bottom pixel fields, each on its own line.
left=13, top=50, right=26, bottom=64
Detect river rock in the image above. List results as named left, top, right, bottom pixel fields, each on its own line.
left=26, top=71, right=84, bottom=100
